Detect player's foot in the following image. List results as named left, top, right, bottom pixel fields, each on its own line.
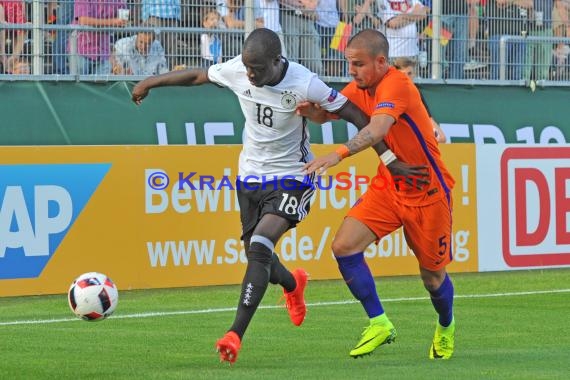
left=429, top=318, right=455, bottom=360
left=215, top=331, right=241, bottom=364
left=283, top=268, right=308, bottom=326
left=349, top=318, right=397, bottom=358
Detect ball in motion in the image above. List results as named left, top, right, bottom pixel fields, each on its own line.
left=68, top=272, right=119, bottom=321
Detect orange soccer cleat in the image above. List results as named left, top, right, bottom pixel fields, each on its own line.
left=283, top=269, right=308, bottom=326
left=215, top=331, right=241, bottom=364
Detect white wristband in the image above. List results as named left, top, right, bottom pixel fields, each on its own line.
left=380, top=149, right=397, bottom=166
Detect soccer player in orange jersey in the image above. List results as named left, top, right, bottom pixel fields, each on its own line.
left=300, top=29, right=456, bottom=359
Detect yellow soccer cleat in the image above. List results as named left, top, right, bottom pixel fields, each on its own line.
left=349, top=319, right=397, bottom=358
left=429, top=318, right=455, bottom=359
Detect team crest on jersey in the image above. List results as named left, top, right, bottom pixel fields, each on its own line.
left=281, top=91, right=297, bottom=109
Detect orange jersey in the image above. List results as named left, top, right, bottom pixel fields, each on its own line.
left=342, top=67, right=455, bottom=205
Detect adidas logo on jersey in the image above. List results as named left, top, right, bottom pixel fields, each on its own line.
left=242, top=89, right=252, bottom=98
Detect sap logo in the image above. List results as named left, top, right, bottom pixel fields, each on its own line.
left=0, top=164, right=110, bottom=279
left=1, top=185, right=72, bottom=257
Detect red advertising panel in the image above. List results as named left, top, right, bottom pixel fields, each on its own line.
left=501, top=147, right=570, bottom=267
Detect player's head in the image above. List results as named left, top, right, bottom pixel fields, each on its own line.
left=393, top=57, right=416, bottom=78
left=345, top=29, right=390, bottom=89
left=242, top=28, right=283, bottom=87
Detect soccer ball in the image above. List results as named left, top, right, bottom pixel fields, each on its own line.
left=68, top=272, right=119, bottom=321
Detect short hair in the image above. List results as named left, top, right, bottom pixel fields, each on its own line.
left=202, top=7, right=220, bottom=21
left=393, top=57, right=415, bottom=70
left=137, top=19, right=157, bottom=37
left=243, top=28, right=281, bottom=58
left=347, top=29, right=389, bottom=58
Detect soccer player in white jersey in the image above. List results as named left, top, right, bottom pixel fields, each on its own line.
left=131, top=28, right=373, bottom=364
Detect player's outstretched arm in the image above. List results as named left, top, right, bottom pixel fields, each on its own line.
left=303, top=114, right=393, bottom=174
left=300, top=102, right=429, bottom=186
left=132, top=68, right=211, bottom=105
left=298, top=100, right=396, bottom=159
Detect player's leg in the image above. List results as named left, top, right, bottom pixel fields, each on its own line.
left=216, top=213, right=290, bottom=364
left=252, top=213, right=308, bottom=326
left=336, top=192, right=401, bottom=357
left=243, top=231, right=296, bottom=292
left=216, top=180, right=312, bottom=362
left=421, top=266, right=455, bottom=360
left=231, top=213, right=291, bottom=335
left=402, top=198, right=454, bottom=359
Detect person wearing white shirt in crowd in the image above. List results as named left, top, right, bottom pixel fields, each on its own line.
left=377, top=0, right=428, bottom=60
left=261, top=0, right=288, bottom=56
left=111, top=29, right=169, bottom=75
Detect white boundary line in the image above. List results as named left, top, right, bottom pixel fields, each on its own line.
left=1, top=288, right=569, bottom=327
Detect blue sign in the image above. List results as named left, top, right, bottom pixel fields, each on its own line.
left=0, top=164, right=110, bottom=279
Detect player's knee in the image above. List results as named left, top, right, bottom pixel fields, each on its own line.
left=423, top=279, right=440, bottom=293
left=421, top=269, right=446, bottom=292
left=331, top=237, right=355, bottom=256
left=247, top=235, right=274, bottom=265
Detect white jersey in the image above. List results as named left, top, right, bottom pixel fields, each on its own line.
left=378, top=0, right=423, bottom=58
left=208, top=56, right=348, bottom=182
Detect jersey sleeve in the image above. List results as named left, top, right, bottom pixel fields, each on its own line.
left=207, top=55, right=241, bottom=88
left=372, top=72, right=409, bottom=120
left=306, top=76, right=348, bottom=112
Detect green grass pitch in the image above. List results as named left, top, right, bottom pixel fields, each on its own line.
left=1, top=269, right=569, bottom=379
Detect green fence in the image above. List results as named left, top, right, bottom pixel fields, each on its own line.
left=1, top=81, right=568, bottom=145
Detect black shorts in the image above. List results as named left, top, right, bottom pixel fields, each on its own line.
left=237, top=179, right=315, bottom=239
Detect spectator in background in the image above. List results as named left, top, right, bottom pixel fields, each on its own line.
left=280, top=0, right=323, bottom=75
left=442, top=0, right=476, bottom=79
left=462, top=1, right=488, bottom=72
left=217, top=0, right=264, bottom=58
left=141, top=0, right=181, bottom=69
left=377, top=0, right=428, bottom=61
left=0, top=0, right=26, bottom=74
left=217, top=0, right=264, bottom=29
left=393, top=56, right=446, bottom=143
left=53, top=0, right=75, bottom=74
left=348, top=0, right=382, bottom=33
left=7, top=56, right=28, bottom=73
left=260, top=0, right=287, bottom=56
left=487, top=0, right=531, bottom=80
left=200, top=8, right=223, bottom=66
left=552, top=0, right=570, bottom=78
left=111, top=25, right=168, bottom=75
left=524, top=0, right=554, bottom=81
left=72, top=0, right=127, bottom=75
left=316, top=0, right=346, bottom=76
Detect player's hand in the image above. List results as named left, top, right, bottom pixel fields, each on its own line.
left=386, top=160, right=430, bottom=190
left=131, top=83, right=149, bottom=105
left=303, top=152, right=341, bottom=175
left=296, top=101, right=330, bottom=123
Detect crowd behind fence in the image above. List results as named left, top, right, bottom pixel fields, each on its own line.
left=0, top=0, right=569, bottom=85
